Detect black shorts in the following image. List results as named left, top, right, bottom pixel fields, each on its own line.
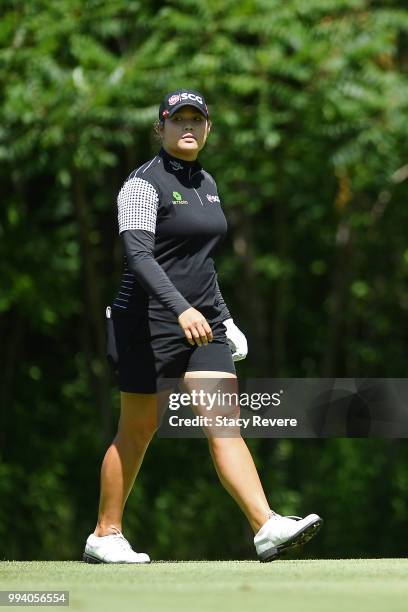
left=111, top=310, right=236, bottom=393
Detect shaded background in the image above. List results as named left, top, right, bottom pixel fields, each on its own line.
left=1, top=0, right=408, bottom=560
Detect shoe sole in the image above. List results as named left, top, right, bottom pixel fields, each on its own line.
left=83, top=552, right=150, bottom=564
left=258, top=517, right=323, bottom=563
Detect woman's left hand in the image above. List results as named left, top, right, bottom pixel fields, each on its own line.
left=222, top=318, right=248, bottom=361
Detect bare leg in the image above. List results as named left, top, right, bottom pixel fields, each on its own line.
left=208, top=436, right=271, bottom=533
left=94, top=391, right=161, bottom=537
left=183, top=372, right=272, bottom=534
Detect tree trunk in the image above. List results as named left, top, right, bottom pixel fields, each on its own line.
left=271, top=194, right=289, bottom=375
left=0, top=311, right=24, bottom=453
left=71, top=167, right=113, bottom=444
left=322, top=218, right=354, bottom=376
left=230, top=203, right=271, bottom=376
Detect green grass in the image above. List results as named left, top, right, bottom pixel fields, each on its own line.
left=1, top=560, right=407, bottom=612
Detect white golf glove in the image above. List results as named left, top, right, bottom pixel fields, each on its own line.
left=222, top=318, right=248, bottom=361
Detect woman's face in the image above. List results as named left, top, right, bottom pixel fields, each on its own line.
left=160, top=105, right=211, bottom=161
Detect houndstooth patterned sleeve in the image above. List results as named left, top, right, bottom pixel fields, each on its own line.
left=117, top=177, right=159, bottom=234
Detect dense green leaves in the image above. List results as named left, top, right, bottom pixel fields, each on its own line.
left=1, top=0, right=408, bottom=560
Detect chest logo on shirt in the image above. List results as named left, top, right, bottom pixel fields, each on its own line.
left=206, top=194, right=220, bottom=203
left=172, top=191, right=189, bottom=205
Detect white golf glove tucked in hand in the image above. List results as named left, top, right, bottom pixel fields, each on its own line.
left=222, top=318, right=248, bottom=362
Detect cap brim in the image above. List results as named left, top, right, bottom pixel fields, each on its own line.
left=168, top=102, right=208, bottom=118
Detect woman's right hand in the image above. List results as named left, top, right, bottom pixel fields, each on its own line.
left=178, top=307, right=213, bottom=346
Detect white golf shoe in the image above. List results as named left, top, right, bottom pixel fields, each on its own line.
left=83, top=526, right=150, bottom=564
left=254, top=511, right=323, bottom=562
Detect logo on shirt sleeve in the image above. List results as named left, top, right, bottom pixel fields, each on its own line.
left=206, top=194, right=221, bottom=203
left=172, top=191, right=189, bottom=205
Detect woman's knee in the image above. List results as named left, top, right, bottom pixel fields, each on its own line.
left=206, top=426, right=243, bottom=453
left=117, top=391, right=160, bottom=442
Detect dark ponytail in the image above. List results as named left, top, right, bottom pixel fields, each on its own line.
left=153, top=119, right=163, bottom=142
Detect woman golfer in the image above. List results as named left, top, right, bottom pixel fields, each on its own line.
left=83, top=89, right=322, bottom=563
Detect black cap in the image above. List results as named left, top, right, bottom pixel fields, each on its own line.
left=159, top=89, right=209, bottom=122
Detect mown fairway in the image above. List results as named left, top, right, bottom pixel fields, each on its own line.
left=1, top=559, right=407, bottom=612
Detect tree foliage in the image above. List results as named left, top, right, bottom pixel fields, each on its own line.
left=1, top=0, right=408, bottom=560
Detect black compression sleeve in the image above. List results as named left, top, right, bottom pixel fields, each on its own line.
left=121, top=229, right=192, bottom=318
left=215, top=278, right=232, bottom=322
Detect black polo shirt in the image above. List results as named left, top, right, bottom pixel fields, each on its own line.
left=112, top=147, right=231, bottom=325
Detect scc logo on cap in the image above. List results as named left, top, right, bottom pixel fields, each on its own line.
left=168, top=94, right=181, bottom=105
left=168, top=92, right=204, bottom=106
